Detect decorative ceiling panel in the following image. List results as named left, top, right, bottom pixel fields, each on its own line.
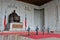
left=17, top=0, right=52, bottom=6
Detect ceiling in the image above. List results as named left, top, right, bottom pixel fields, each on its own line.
left=17, top=0, right=52, bottom=6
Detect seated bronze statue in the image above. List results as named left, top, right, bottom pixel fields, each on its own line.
left=5, top=10, right=20, bottom=30
left=8, top=10, right=20, bottom=23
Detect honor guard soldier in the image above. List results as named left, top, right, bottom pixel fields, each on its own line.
left=42, top=26, right=45, bottom=35
left=47, top=27, right=50, bottom=34
left=27, top=26, right=30, bottom=36
left=36, top=26, right=39, bottom=35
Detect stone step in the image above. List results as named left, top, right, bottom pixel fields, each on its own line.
left=0, top=35, right=33, bottom=40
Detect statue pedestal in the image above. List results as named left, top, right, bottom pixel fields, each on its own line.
left=9, top=22, right=23, bottom=31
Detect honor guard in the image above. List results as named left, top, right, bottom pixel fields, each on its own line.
left=36, top=26, right=39, bottom=35
left=42, top=26, right=45, bottom=35
left=47, top=27, right=50, bottom=34
left=27, top=26, right=30, bottom=36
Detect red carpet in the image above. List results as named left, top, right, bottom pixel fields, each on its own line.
left=0, top=31, right=60, bottom=39
left=23, top=32, right=60, bottom=39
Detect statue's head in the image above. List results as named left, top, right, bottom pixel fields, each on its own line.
left=13, top=10, right=16, bottom=13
